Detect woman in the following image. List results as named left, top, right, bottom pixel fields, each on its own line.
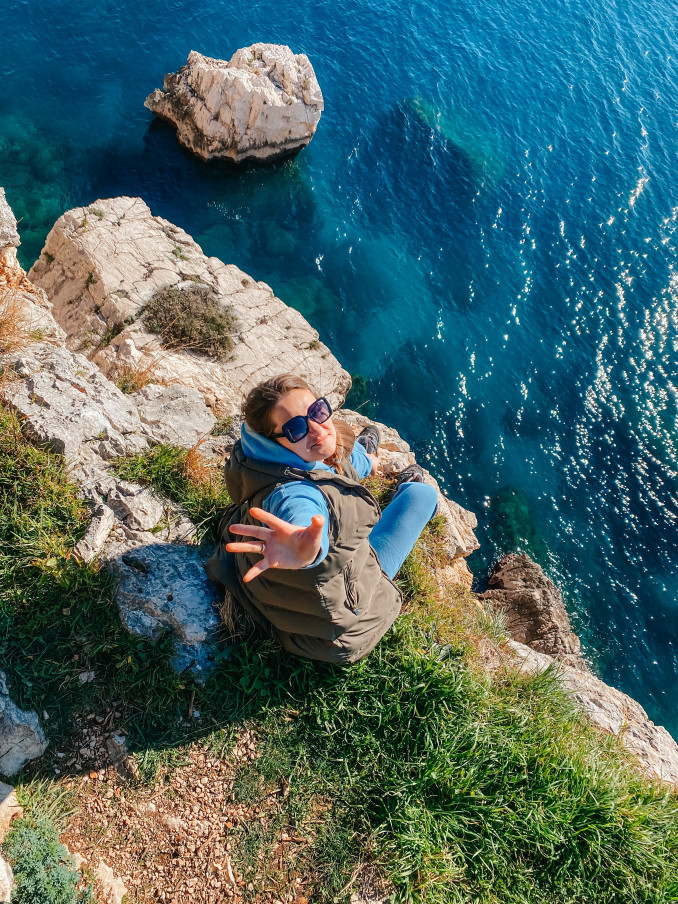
left=206, top=374, right=438, bottom=664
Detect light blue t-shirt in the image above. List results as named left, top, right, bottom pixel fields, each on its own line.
left=240, top=422, right=372, bottom=565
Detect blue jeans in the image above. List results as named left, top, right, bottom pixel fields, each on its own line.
left=369, top=482, right=439, bottom=579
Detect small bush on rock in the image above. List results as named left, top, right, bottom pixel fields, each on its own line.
left=3, top=816, right=94, bottom=904
left=144, top=283, right=236, bottom=359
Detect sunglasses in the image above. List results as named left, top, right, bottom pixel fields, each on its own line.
left=272, top=397, right=333, bottom=443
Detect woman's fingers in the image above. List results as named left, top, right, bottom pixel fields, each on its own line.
left=228, top=522, right=270, bottom=540
left=247, top=506, right=291, bottom=531
left=225, top=541, right=266, bottom=555
left=242, top=558, right=270, bottom=583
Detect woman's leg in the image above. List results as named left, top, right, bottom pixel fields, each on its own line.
left=369, top=482, right=438, bottom=579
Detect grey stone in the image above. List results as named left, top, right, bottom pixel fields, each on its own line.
left=107, top=481, right=164, bottom=531
left=109, top=543, right=221, bottom=677
left=480, top=553, right=581, bottom=658
left=0, top=672, right=48, bottom=777
left=72, top=504, right=115, bottom=563
left=132, top=382, right=216, bottom=447
left=1, top=344, right=146, bottom=457
left=0, top=188, right=19, bottom=248
left=0, top=854, right=13, bottom=903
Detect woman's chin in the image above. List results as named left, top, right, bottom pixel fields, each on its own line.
left=312, top=439, right=335, bottom=460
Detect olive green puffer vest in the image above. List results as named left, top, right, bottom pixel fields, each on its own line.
left=210, top=441, right=402, bottom=664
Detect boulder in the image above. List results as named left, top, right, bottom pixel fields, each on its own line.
left=507, top=640, right=678, bottom=789
left=479, top=553, right=581, bottom=658
left=0, top=671, right=48, bottom=777
left=2, top=343, right=148, bottom=458
left=144, top=45, right=323, bottom=163
left=109, top=543, right=221, bottom=678
left=28, top=197, right=350, bottom=413
left=132, top=382, right=216, bottom=447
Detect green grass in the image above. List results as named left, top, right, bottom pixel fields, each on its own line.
left=113, top=443, right=231, bottom=543
left=3, top=404, right=678, bottom=903
left=0, top=406, right=192, bottom=747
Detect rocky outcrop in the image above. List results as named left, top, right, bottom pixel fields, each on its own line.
left=508, top=640, right=678, bottom=789
left=145, top=46, right=323, bottom=163
left=4, top=344, right=149, bottom=458
left=28, top=196, right=349, bottom=412
left=484, top=554, right=678, bottom=789
left=0, top=189, right=19, bottom=248
left=480, top=553, right=581, bottom=661
left=0, top=671, right=48, bottom=777
left=1, top=188, right=65, bottom=347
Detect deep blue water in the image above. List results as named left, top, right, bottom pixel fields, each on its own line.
left=3, top=0, right=678, bottom=734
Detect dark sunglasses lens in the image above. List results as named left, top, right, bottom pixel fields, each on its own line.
left=309, top=397, right=332, bottom=423
left=283, top=416, right=309, bottom=443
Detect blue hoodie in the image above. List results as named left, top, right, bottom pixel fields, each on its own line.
left=240, top=422, right=373, bottom=565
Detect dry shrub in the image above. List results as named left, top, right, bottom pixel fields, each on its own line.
left=144, top=283, right=236, bottom=359
left=183, top=443, right=218, bottom=487
left=115, top=361, right=156, bottom=394
left=0, top=287, right=28, bottom=355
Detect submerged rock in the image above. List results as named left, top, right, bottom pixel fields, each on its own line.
left=145, top=46, right=323, bottom=164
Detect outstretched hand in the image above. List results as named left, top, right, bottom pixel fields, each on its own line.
left=225, top=506, right=325, bottom=583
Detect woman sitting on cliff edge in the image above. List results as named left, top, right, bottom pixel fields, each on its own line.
left=206, top=374, right=438, bottom=664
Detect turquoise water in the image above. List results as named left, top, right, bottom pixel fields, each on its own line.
left=3, top=0, right=678, bottom=733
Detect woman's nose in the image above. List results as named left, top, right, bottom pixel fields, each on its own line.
left=308, top=418, right=328, bottom=438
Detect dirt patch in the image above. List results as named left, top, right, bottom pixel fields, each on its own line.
left=61, top=730, right=317, bottom=904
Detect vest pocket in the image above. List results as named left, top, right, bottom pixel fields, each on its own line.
left=343, top=564, right=360, bottom=616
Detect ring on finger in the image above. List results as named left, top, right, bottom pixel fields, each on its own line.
left=259, top=541, right=266, bottom=555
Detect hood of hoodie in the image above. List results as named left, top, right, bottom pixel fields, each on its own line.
left=226, top=423, right=334, bottom=504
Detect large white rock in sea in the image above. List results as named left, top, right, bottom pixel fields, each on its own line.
left=144, top=45, right=324, bottom=164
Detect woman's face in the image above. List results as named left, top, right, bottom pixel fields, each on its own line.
left=271, top=388, right=337, bottom=463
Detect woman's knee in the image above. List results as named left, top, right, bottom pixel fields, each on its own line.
left=394, top=480, right=439, bottom=520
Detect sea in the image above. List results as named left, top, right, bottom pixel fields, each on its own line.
left=2, top=0, right=677, bottom=735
